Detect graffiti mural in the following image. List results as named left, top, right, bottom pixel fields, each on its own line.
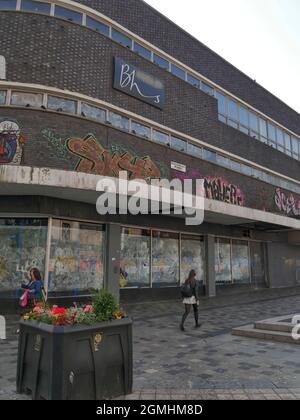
left=41, top=128, right=69, bottom=161
left=275, top=188, right=300, bottom=217
left=0, top=120, right=25, bottom=165
left=204, top=177, right=244, bottom=206
left=67, top=133, right=162, bottom=181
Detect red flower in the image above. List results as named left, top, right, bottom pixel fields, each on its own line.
left=84, top=305, right=93, bottom=313
left=49, top=307, right=67, bottom=317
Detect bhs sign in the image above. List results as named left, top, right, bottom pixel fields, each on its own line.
left=113, top=57, right=165, bottom=109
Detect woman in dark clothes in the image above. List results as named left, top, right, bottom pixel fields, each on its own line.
left=180, top=269, right=201, bottom=331
left=20, top=267, right=44, bottom=311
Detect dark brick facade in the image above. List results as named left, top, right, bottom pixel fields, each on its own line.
left=1, top=108, right=299, bottom=220
left=0, top=11, right=300, bottom=182
left=78, top=0, right=300, bottom=136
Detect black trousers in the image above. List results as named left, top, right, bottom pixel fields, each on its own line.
left=181, top=304, right=199, bottom=326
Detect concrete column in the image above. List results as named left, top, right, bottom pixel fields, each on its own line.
left=205, top=235, right=216, bottom=297
left=105, top=224, right=121, bottom=303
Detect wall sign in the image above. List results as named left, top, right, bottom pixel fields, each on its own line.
left=113, top=57, right=165, bottom=109
left=171, top=161, right=186, bottom=173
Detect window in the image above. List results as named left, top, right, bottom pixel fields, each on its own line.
left=187, top=143, right=202, bottom=158
left=0, top=219, right=48, bottom=294
left=171, top=64, right=185, bottom=80
left=0, top=90, right=6, bottom=105
left=216, top=91, right=226, bottom=115
left=120, top=228, right=151, bottom=288
left=11, top=91, right=43, bottom=107
left=215, top=238, right=232, bottom=285
left=216, top=154, right=230, bottom=168
left=203, top=148, right=217, bottom=163
left=202, top=82, right=214, bottom=96
left=111, top=29, right=132, bottom=49
left=187, top=74, right=200, bottom=89
left=249, top=112, right=259, bottom=138
left=228, top=99, right=238, bottom=124
left=259, top=118, right=268, bottom=143
left=133, top=42, right=151, bottom=60
left=239, top=106, right=249, bottom=127
left=292, top=136, right=299, bottom=159
left=153, top=54, right=169, bottom=70
left=0, top=55, right=5, bottom=79
left=86, top=16, right=109, bottom=36
left=81, top=103, right=106, bottom=123
left=153, top=130, right=170, bottom=146
left=47, top=96, right=77, bottom=114
left=152, top=231, right=179, bottom=287
left=284, top=133, right=292, bottom=156
left=267, top=122, right=276, bottom=145
left=171, top=136, right=187, bottom=152
left=131, top=121, right=151, bottom=139
left=48, top=220, right=105, bottom=296
left=232, top=240, right=250, bottom=285
left=0, top=0, right=17, bottom=10
left=240, top=164, right=252, bottom=177
left=21, top=0, right=51, bottom=14
left=239, top=125, right=249, bottom=135
left=181, top=235, right=205, bottom=285
left=230, top=160, right=241, bottom=173
left=218, top=114, right=227, bottom=124
left=54, top=5, right=82, bottom=23
left=276, top=127, right=285, bottom=152
left=109, top=112, right=129, bottom=131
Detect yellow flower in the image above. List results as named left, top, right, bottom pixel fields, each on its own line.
left=23, top=315, right=30, bottom=321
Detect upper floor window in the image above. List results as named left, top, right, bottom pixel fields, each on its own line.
left=153, top=130, right=170, bottom=146
left=249, top=111, right=259, bottom=139
left=81, top=103, right=106, bottom=123
left=54, top=5, right=82, bottom=24
left=11, top=91, right=43, bottom=108
left=267, top=122, right=276, bottom=146
left=216, top=91, right=226, bottom=115
left=0, top=0, right=16, bottom=10
left=111, top=29, right=132, bottom=49
left=276, top=127, right=285, bottom=152
left=86, top=16, right=109, bottom=36
left=133, top=42, right=152, bottom=60
left=292, top=136, right=299, bottom=159
left=21, top=0, right=51, bottom=14
left=228, top=99, right=238, bottom=128
left=48, top=96, right=77, bottom=114
left=259, top=118, right=268, bottom=144
left=171, top=64, right=186, bottom=80
left=153, top=54, right=169, bottom=70
left=187, top=143, right=202, bottom=158
left=0, top=55, right=5, bottom=80
left=0, top=91, right=6, bottom=105
left=171, top=136, right=187, bottom=152
left=284, top=133, right=292, bottom=156
left=187, top=74, right=200, bottom=89
left=109, top=112, right=130, bottom=131
left=202, top=82, right=214, bottom=96
left=131, top=121, right=151, bottom=139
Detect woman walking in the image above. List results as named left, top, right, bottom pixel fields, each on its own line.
left=180, top=269, right=201, bottom=331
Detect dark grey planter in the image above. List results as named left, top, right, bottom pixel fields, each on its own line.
left=16, top=318, right=133, bottom=400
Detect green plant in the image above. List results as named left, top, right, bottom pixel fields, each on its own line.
left=92, top=289, right=118, bottom=322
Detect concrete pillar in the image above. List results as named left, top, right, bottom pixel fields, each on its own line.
left=105, top=224, right=121, bottom=303
left=205, top=235, right=216, bottom=297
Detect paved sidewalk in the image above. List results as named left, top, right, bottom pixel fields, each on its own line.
left=1, top=286, right=300, bottom=400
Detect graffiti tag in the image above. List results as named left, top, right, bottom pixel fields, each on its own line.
left=67, top=133, right=162, bottom=181
left=275, top=188, right=300, bottom=217
left=204, top=177, right=244, bottom=206
left=0, top=120, right=25, bottom=165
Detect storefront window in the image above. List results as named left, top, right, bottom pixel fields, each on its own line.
left=48, top=220, right=105, bottom=296
left=120, top=228, right=150, bottom=288
left=232, top=240, right=250, bottom=284
left=152, top=231, right=179, bottom=287
left=215, top=238, right=232, bottom=285
left=0, top=219, right=48, bottom=296
left=181, top=235, right=205, bottom=285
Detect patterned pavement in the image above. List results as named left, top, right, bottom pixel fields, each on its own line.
left=1, top=286, right=300, bottom=400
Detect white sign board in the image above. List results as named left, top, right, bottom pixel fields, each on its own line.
left=171, top=161, right=186, bottom=173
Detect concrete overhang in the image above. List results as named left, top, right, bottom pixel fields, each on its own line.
left=0, top=165, right=299, bottom=230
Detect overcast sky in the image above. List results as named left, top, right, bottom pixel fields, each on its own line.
left=144, top=0, right=300, bottom=114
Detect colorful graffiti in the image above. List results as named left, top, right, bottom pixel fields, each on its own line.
left=67, top=133, right=162, bottom=181
left=275, top=188, right=300, bottom=217
left=41, top=128, right=69, bottom=161
left=204, top=177, right=244, bottom=206
left=0, top=120, right=25, bottom=164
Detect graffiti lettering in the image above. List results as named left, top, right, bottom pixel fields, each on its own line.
left=204, top=177, right=244, bottom=206
left=275, top=188, right=300, bottom=217
left=67, top=134, right=161, bottom=181
left=42, top=128, right=69, bottom=161
left=0, top=120, right=25, bottom=165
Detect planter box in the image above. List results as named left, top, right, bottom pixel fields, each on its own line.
left=16, top=318, right=133, bottom=400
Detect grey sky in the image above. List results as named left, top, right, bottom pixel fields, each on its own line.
left=144, top=0, right=300, bottom=114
